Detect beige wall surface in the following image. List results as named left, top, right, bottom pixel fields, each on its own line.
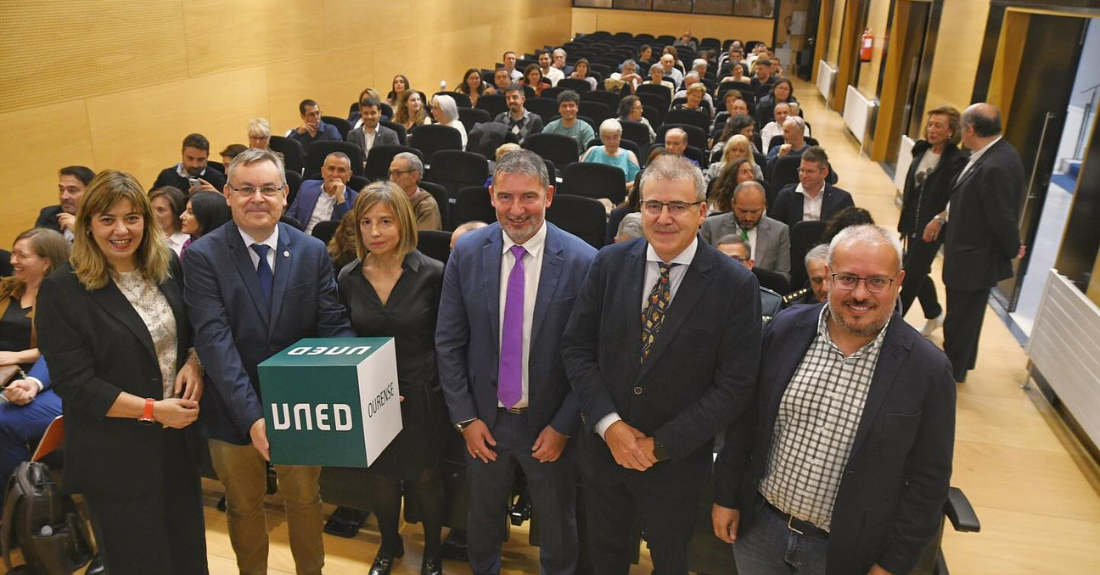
left=825, top=0, right=847, bottom=66
left=920, top=0, right=990, bottom=120
left=856, top=0, right=891, bottom=99
left=572, top=7, right=775, bottom=45
left=0, top=0, right=572, bottom=246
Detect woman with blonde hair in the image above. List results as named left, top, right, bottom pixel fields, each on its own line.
left=36, top=170, right=208, bottom=575
left=706, top=134, right=763, bottom=184
left=337, top=181, right=449, bottom=575
left=247, top=117, right=271, bottom=149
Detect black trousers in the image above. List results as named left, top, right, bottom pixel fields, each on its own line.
left=84, top=430, right=208, bottom=575
left=944, top=287, right=990, bottom=382
left=900, top=233, right=943, bottom=319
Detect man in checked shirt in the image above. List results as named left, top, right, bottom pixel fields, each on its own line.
left=711, top=224, right=956, bottom=575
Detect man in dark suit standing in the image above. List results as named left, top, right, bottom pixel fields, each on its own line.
left=941, top=103, right=1024, bottom=383
left=35, top=165, right=95, bottom=241
left=770, top=146, right=855, bottom=230
left=184, top=148, right=354, bottom=575
left=561, top=155, right=761, bottom=574
left=437, top=150, right=595, bottom=575
left=712, top=224, right=956, bottom=575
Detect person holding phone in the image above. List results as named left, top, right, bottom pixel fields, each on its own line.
left=152, top=133, right=226, bottom=194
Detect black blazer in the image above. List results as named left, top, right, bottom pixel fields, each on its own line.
left=714, top=304, right=956, bottom=575
left=36, top=258, right=199, bottom=497
left=770, top=183, right=855, bottom=230
left=898, top=141, right=966, bottom=236
left=34, top=205, right=64, bottom=233
left=943, top=138, right=1025, bottom=291
left=562, top=238, right=761, bottom=491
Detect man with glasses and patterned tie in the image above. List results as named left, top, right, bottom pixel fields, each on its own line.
left=436, top=150, right=595, bottom=575
left=712, top=224, right=955, bottom=575
left=561, top=155, right=762, bottom=574
left=184, top=148, right=354, bottom=575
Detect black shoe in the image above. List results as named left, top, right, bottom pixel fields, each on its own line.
left=86, top=555, right=107, bottom=575
left=420, top=555, right=443, bottom=575
left=368, top=546, right=403, bottom=575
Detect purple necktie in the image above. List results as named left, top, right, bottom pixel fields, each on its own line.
left=498, top=245, right=527, bottom=409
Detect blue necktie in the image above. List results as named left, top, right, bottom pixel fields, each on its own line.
left=251, top=244, right=273, bottom=308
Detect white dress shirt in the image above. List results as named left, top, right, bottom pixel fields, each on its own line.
left=796, top=183, right=825, bottom=222
left=497, top=223, right=547, bottom=409
left=165, top=231, right=190, bottom=257
left=596, top=238, right=699, bottom=438
left=305, top=190, right=336, bottom=234
left=240, top=225, right=279, bottom=274
left=544, top=66, right=565, bottom=86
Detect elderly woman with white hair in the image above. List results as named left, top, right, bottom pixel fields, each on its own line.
left=429, top=94, right=466, bottom=150
left=580, top=118, right=641, bottom=190
left=247, top=118, right=271, bottom=149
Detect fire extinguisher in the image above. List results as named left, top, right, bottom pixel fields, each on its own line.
left=860, top=28, right=874, bottom=62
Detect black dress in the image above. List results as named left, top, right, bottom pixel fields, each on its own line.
left=0, top=296, right=34, bottom=371
left=338, top=250, right=450, bottom=480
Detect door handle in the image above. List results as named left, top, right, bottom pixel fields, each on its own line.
left=1020, top=111, right=1056, bottom=219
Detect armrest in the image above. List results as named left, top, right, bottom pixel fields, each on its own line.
left=944, top=486, right=981, bottom=533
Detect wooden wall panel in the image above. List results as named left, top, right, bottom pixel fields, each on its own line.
left=0, top=0, right=572, bottom=247
left=856, top=0, right=892, bottom=99
left=921, top=0, right=990, bottom=120
left=826, top=0, right=847, bottom=65
left=572, top=8, right=776, bottom=44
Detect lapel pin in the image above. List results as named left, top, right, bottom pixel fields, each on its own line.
left=283, top=250, right=290, bottom=258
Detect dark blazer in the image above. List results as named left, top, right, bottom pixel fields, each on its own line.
left=770, top=183, right=855, bottom=230
left=714, top=304, right=956, bottom=575
left=561, top=238, right=761, bottom=488
left=34, top=205, right=64, bottom=233
left=36, top=258, right=200, bottom=497
left=152, top=165, right=227, bottom=194
left=284, top=180, right=358, bottom=230
left=943, top=138, right=1025, bottom=291
left=898, top=141, right=967, bottom=236
left=183, top=221, right=354, bottom=445
left=345, top=124, right=401, bottom=155
left=700, top=214, right=791, bottom=280
left=436, top=222, right=596, bottom=436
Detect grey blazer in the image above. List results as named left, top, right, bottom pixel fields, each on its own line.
left=700, top=214, right=791, bottom=280
left=345, top=124, right=401, bottom=155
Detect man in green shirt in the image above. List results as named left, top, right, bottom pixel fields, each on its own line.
left=542, top=90, right=595, bottom=155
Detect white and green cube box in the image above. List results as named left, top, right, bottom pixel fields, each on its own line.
left=258, top=337, right=402, bottom=467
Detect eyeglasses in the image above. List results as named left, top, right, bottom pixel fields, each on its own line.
left=388, top=169, right=414, bottom=177
left=641, top=200, right=703, bottom=216
left=830, top=273, right=896, bottom=294
left=229, top=185, right=285, bottom=198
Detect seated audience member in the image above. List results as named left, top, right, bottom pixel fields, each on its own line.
left=492, top=68, right=513, bottom=93
left=220, top=144, right=247, bottom=169
left=706, top=134, right=763, bottom=185
left=568, top=58, right=599, bottom=92
left=543, top=90, right=595, bottom=154
left=756, top=78, right=797, bottom=129
left=0, top=229, right=69, bottom=488
left=247, top=118, right=272, bottom=149
left=712, top=114, right=758, bottom=156
left=663, top=127, right=699, bottom=167
left=713, top=233, right=783, bottom=321
left=36, top=166, right=95, bottom=240
left=346, top=97, right=400, bottom=157
left=660, top=51, right=685, bottom=88
left=719, top=62, right=751, bottom=86
left=760, top=102, right=811, bottom=153
left=606, top=162, right=648, bottom=246
left=179, top=190, right=231, bottom=253
left=673, top=74, right=715, bottom=109
left=770, top=55, right=784, bottom=77
left=785, top=243, right=832, bottom=305
left=484, top=143, right=523, bottom=187
left=389, top=152, right=443, bottom=231
left=449, top=220, right=489, bottom=251
left=494, top=84, right=544, bottom=145
left=672, top=81, right=712, bottom=118
left=771, top=146, right=854, bottom=228
left=750, top=57, right=775, bottom=93
left=429, top=94, right=467, bottom=150
left=581, top=119, right=641, bottom=190
left=821, top=206, right=876, bottom=245
left=349, top=88, right=386, bottom=127
left=457, top=68, right=496, bottom=108
left=538, top=50, right=565, bottom=87
left=691, top=58, right=708, bottom=79
left=702, top=181, right=791, bottom=279
left=614, top=212, right=643, bottom=243
left=387, top=75, right=412, bottom=109
left=149, top=186, right=190, bottom=256
left=395, top=90, right=432, bottom=133
left=521, top=64, right=550, bottom=98
left=552, top=48, right=574, bottom=77
left=766, top=116, right=810, bottom=163
left=720, top=91, right=750, bottom=118
left=153, top=133, right=226, bottom=194
left=607, top=59, right=644, bottom=94
left=289, top=99, right=342, bottom=147
left=286, top=152, right=358, bottom=235
left=617, top=95, right=656, bottom=144
left=643, top=63, right=675, bottom=98
left=502, top=51, right=523, bottom=82
left=709, top=158, right=759, bottom=212
left=673, top=30, right=697, bottom=52
left=326, top=212, right=358, bottom=275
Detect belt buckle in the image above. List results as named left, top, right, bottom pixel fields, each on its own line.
left=786, top=514, right=805, bottom=536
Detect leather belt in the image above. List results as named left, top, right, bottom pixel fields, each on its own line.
left=763, top=499, right=829, bottom=539
left=498, top=406, right=528, bottom=414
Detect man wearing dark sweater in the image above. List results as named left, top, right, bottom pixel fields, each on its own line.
left=288, top=99, right=342, bottom=148
left=152, top=133, right=226, bottom=194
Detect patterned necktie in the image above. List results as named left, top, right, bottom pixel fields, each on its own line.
left=498, top=245, right=527, bottom=408
left=251, top=244, right=273, bottom=309
left=641, top=262, right=675, bottom=362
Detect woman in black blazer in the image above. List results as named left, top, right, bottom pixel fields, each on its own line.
left=898, top=106, right=967, bottom=335
left=36, top=170, right=209, bottom=575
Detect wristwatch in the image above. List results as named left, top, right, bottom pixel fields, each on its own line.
left=138, top=398, right=156, bottom=425
left=455, top=419, right=477, bottom=433
left=653, top=441, right=669, bottom=462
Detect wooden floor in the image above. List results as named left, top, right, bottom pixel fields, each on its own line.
left=180, top=78, right=1100, bottom=575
